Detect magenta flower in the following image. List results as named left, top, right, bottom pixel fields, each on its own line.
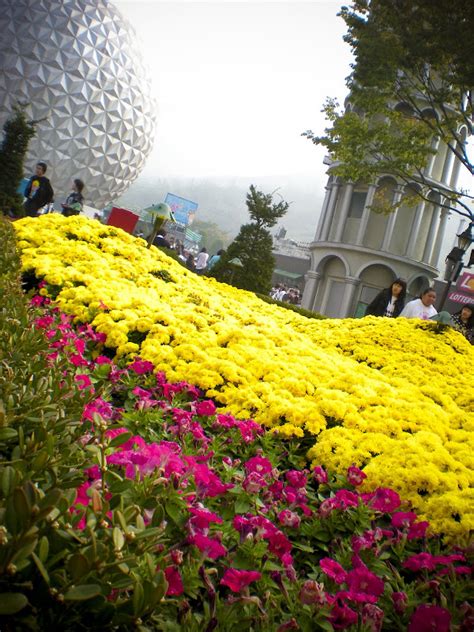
left=362, top=604, right=384, bottom=632
left=408, top=605, right=451, bottom=632
left=320, top=558, right=347, bottom=585
left=333, top=489, right=359, bottom=509
left=128, top=358, right=154, bottom=374
left=391, top=511, right=417, bottom=529
left=164, top=566, right=184, bottom=596
left=285, top=470, right=307, bottom=489
left=278, top=509, right=301, bottom=529
left=75, top=374, right=92, bottom=390
left=188, top=507, right=223, bottom=530
left=220, top=568, right=261, bottom=592
left=188, top=533, right=227, bottom=559
left=267, top=531, right=293, bottom=561
left=368, top=488, right=401, bottom=513
left=345, top=567, right=384, bottom=603
left=243, top=471, right=267, bottom=493
left=347, top=465, right=367, bottom=486
left=188, top=461, right=234, bottom=497
left=244, top=455, right=273, bottom=476
left=407, top=521, right=429, bottom=540
left=403, top=552, right=437, bottom=572
left=313, top=465, right=329, bottom=484
left=195, top=400, right=216, bottom=416
left=392, top=591, right=408, bottom=614
left=330, top=602, right=358, bottom=629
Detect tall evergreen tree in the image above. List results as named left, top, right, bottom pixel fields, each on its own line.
left=211, top=185, right=289, bottom=294
left=0, top=104, right=37, bottom=217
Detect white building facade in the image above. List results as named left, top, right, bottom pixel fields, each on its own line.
left=302, top=113, right=468, bottom=317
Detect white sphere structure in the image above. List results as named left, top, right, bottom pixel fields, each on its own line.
left=0, top=0, right=156, bottom=208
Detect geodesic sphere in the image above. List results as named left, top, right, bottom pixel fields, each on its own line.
left=0, top=0, right=156, bottom=209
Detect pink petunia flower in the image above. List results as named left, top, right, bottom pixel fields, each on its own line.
left=407, top=521, right=429, bottom=540
left=313, top=465, right=328, bottom=484
left=345, top=567, right=384, bottom=603
left=391, top=511, right=417, bottom=529
left=220, top=568, right=261, bottom=592
left=392, top=591, right=408, bottom=614
left=188, top=506, right=223, bottom=530
left=362, top=604, right=384, bottom=632
left=195, top=400, right=216, bottom=416
left=75, top=374, right=92, bottom=390
left=285, top=470, right=307, bottom=489
left=408, top=605, right=451, bottom=632
left=403, top=552, right=437, bottom=572
left=330, top=602, right=358, bottom=630
left=320, top=558, right=347, bottom=585
left=188, top=533, right=227, bottom=559
left=164, top=566, right=184, bottom=596
left=244, top=455, right=273, bottom=476
left=128, top=358, right=154, bottom=374
left=278, top=509, right=301, bottom=529
left=367, top=488, right=401, bottom=513
left=347, top=465, right=367, bottom=486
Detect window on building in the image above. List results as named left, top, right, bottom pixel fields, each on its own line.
left=348, top=191, right=367, bottom=218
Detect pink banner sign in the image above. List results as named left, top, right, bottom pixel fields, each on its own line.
left=448, top=291, right=474, bottom=305
left=456, top=271, right=474, bottom=295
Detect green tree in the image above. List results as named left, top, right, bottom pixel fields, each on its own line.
left=303, top=0, right=474, bottom=221
left=191, top=219, right=232, bottom=254
left=0, top=104, right=37, bottom=217
left=211, top=185, right=289, bottom=294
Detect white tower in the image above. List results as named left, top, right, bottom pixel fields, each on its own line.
left=301, top=103, right=469, bottom=317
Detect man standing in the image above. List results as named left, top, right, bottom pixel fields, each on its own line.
left=23, top=162, right=54, bottom=216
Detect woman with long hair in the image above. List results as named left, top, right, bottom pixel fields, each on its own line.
left=451, top=304, right=474, bottom=343
left=365, top=278, right=407, bottom=318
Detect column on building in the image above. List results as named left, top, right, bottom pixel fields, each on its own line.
left=430, top=208, right=450, bottom=268
left=319, top=181, right=341, bottom=241
left=381, top=186, right=404, bottom=251
left=334, top=183, right=354, bottom=241
left=406, top=200, right=426, bottom=258
left=313, top=185, right=331, bottom=241
left=422, top=200, right=441, bottom=263
left=301, top=270, right=321, bottom=311
left=355, top=184, right=377, bottom=246
left=441, top=145, right=456, bottom=184
left=425, top=136, right=440, bottom=177
left=339, top=276, right=361, bottom=317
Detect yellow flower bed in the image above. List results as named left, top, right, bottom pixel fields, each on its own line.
left=15, top=216, right=474, bottom=540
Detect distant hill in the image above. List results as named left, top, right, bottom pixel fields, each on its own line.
left=116, top=174, right=325, bottom=241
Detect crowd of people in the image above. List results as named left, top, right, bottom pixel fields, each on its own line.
left=152, top=229, right=225, bottom=276
left=365, top=279, right=473, bottom=343
left=270, top=284, right=302, bottom=305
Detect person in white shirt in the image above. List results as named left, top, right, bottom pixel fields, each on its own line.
left=399, top=287, right=438, bottom=320
left=195, top=247, right=209, bottom=274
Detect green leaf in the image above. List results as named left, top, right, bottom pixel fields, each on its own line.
left=0, top=593, right=29, bottom=615
left=133, top=580, right=145, bottom=617
left=67, top=554, right=90, bottom=582
left=64, top=584, right=102, bottom=601
left=32, top=552, right=50, bottom=585
left=109, top=432, right=132, bottom=448
left=2, top=465, right=17, bottom=496
left=0, top=427, right=18, bottom=441
left=113, top=527, right=125, bottom=551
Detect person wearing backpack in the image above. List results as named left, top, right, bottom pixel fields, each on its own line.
left=23, top=162, right=54, bottom=216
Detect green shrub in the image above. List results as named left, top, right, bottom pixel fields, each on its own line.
left=255, top=292, right=326, bottom=320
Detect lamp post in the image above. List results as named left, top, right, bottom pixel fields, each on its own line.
left=438, top=222, right=474, bottom=310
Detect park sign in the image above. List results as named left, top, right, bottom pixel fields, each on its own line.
left=164, top=193, right=198, bottom=226
left=448, top=271, right=474, bottom=305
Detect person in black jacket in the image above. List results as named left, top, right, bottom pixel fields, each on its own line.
left=365, top=278, right=407, bottom=318
left=23, top=162, right=54, bottom=216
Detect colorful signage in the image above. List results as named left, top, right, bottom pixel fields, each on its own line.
left=164, top=193, right=198, bottom=226
left=448, top=270, right=474, bottom=305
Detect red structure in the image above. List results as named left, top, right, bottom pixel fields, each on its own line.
left=107, top=207, right=139, bottom=234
